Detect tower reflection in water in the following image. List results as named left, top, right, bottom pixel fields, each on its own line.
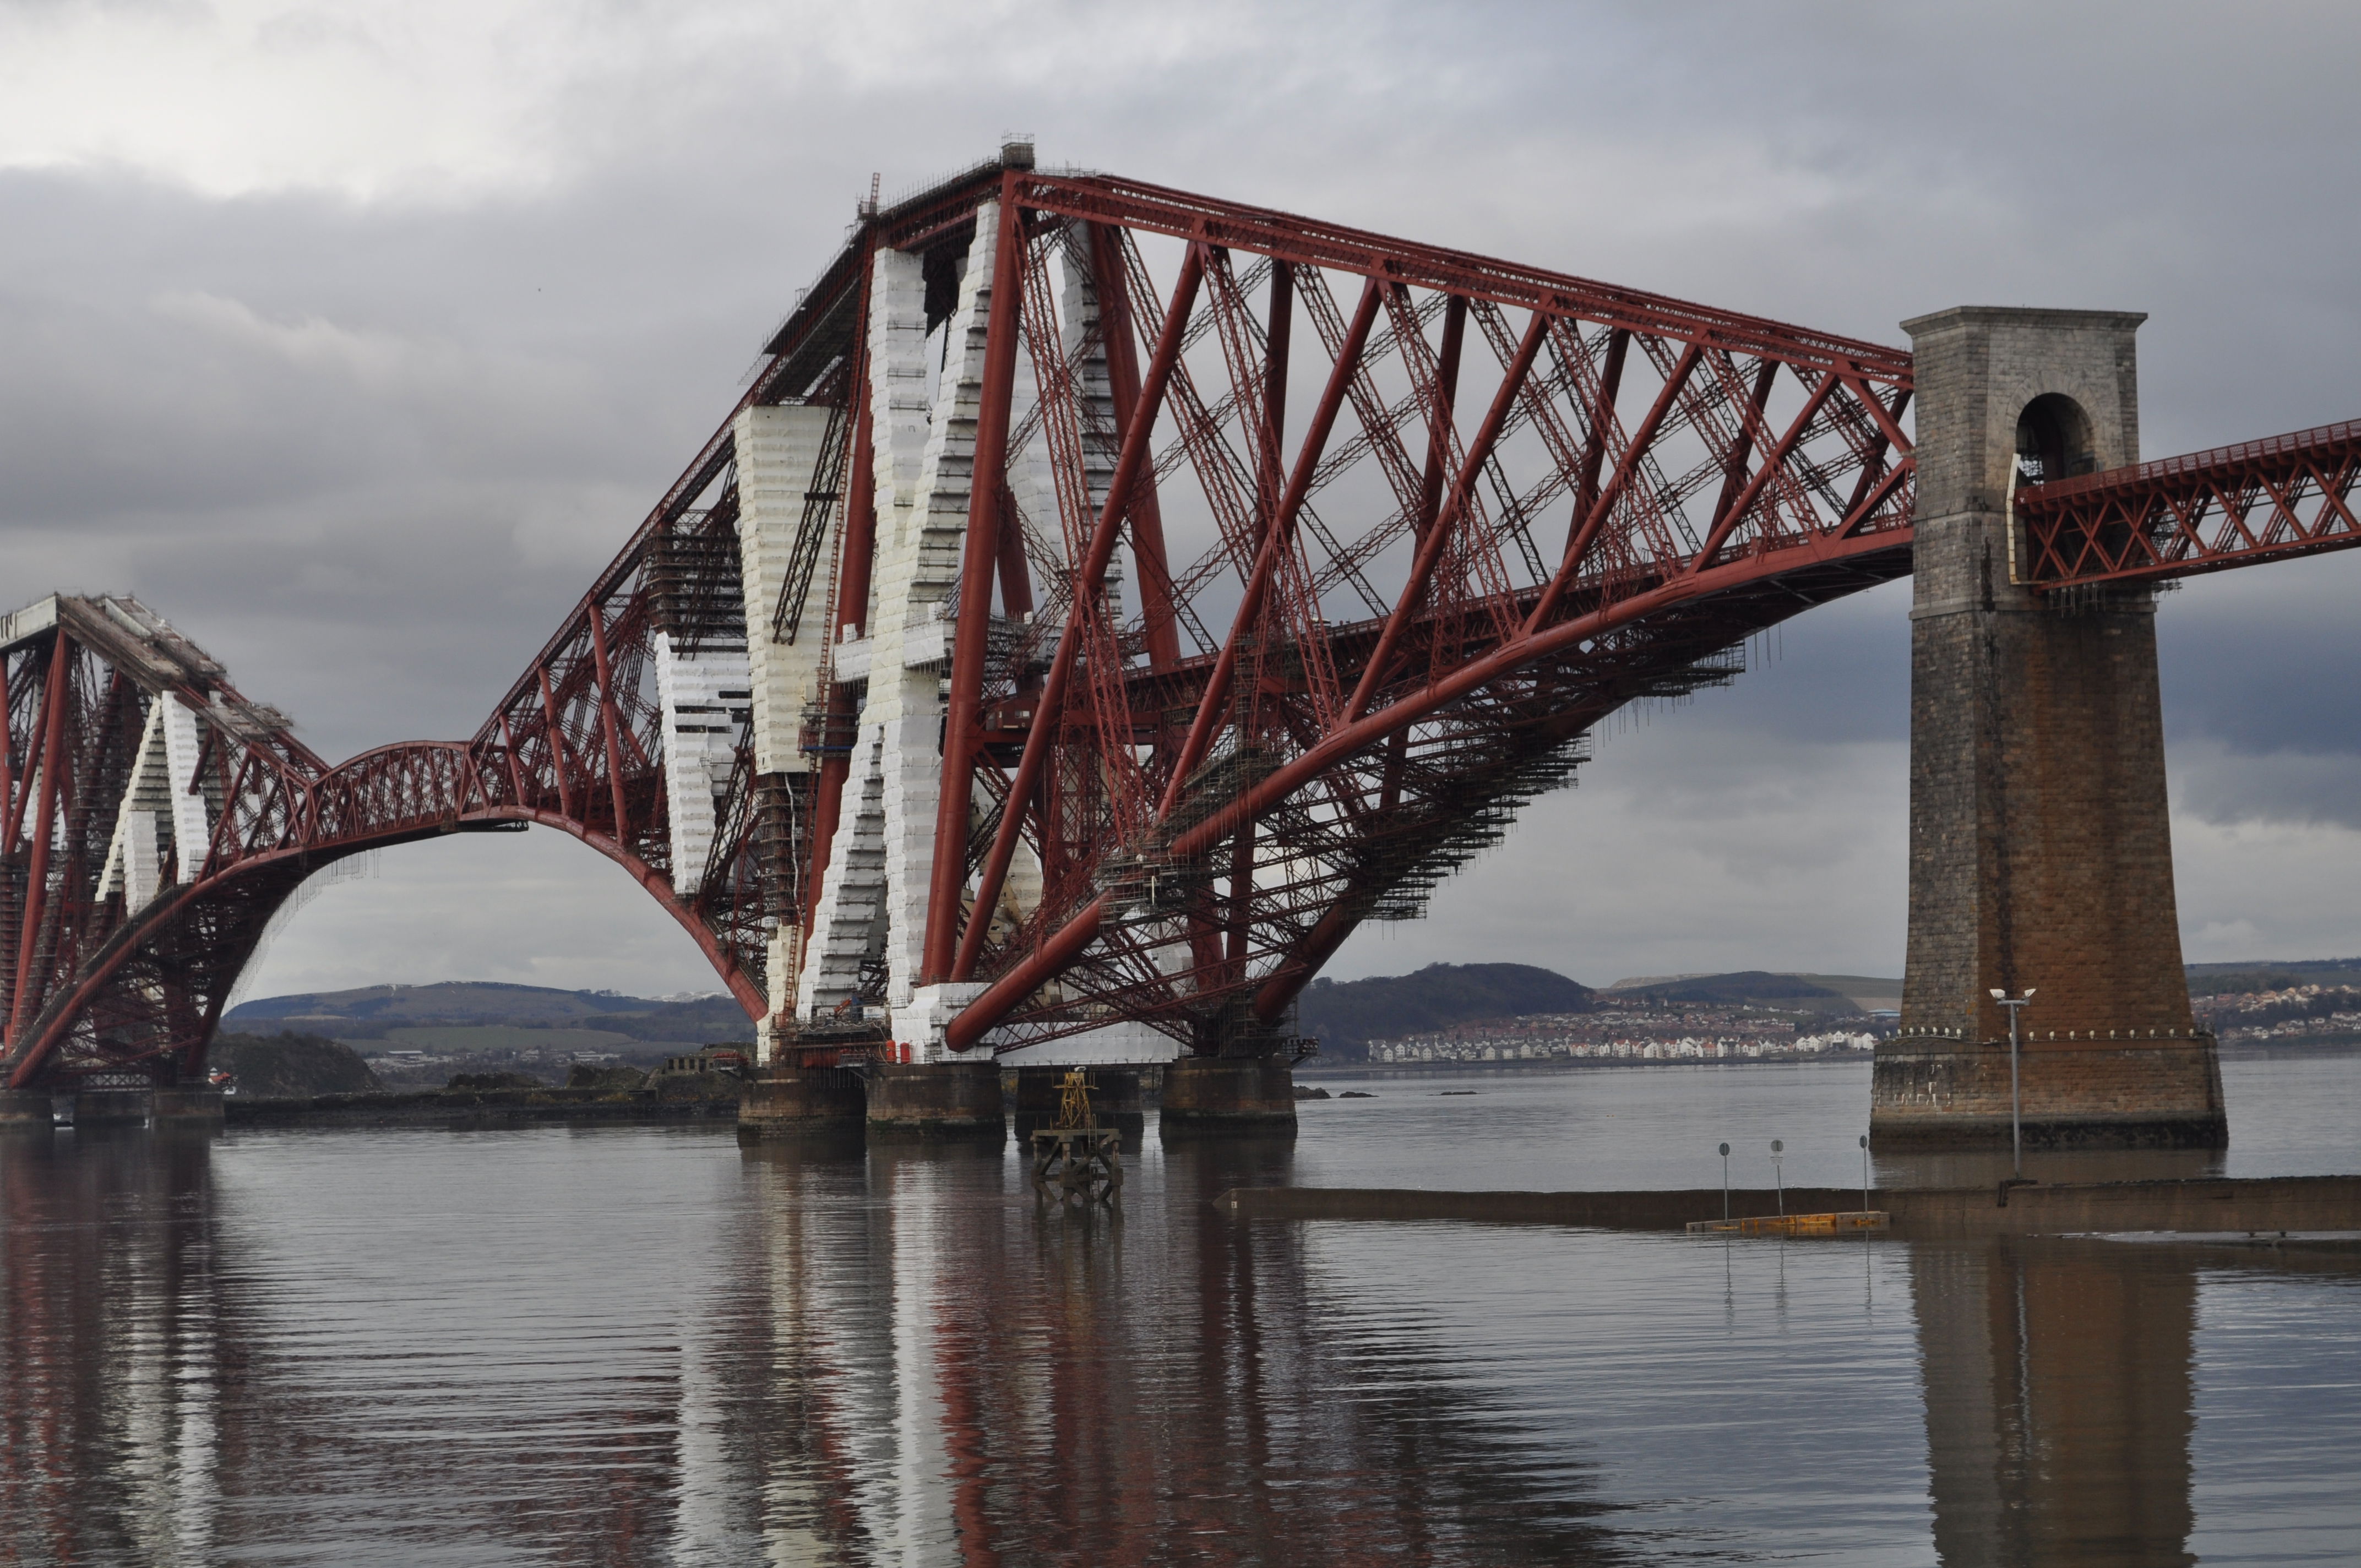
left=1915, top=1240, right=2196, bottom=1567
left=1913, top=1231, right=2360, bottom=1568
left=2, top=1127, right=2353, bottom=1564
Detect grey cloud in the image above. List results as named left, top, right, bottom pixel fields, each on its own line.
left=2172, top=738, right=2361, bottom=832
left=2157, top=555, right=2361, bottom=763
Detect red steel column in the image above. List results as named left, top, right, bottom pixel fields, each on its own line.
left=1227, top=262, right=1293, bottom=979
left=535, top=668, right=576, bottom=821
left=8, top=636, right=71, bottom=1046
left=923, top=190, right=1027, bottom=982
left=1566, top=325, right=1631, bottom=556
left=585, top=606, right=632, bottom=839
left=496, top=714, right=531, bottom=805
left=1413, top=294, right=1469, bottom=542
left=1090, top=222, right=1182, bottom=671
left=993, top=482, right=1034, bottom=618
left=950, top=244, right=1205, bottom=984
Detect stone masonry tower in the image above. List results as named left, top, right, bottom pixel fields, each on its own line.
left=1873, top=307, right=2226, bottom=1149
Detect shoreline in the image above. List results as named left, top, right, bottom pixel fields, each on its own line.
left=225, top=1086, right=742, bottom=1127
left=1299, top=1042, right=2352, bottom=1082
left=1298, top=1051, right=1875, bottom=1082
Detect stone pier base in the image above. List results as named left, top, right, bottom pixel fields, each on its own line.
left=736, top=1067, right=868, bottom=1141
left=151, top=1087, right=225, bottom=1125
left=1160, top=1057, right=1297, bottom=1131
left=74, top=1088, right=155, bottom=1125
left=0, top=1090, right=54, bottom=1129
left=1010, top=1066, right=1146, bottom=1132
left=1871, top=1036, right=2226, bottom=1150
left=866, top=1063, right=1005, bottom=1140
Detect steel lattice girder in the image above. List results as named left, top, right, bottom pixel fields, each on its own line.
left=0, top=596, right=342, bottom=1088
left=2015, top=418, right=2361, bottom=588
left=894, top=172, right=1921, bottom=1053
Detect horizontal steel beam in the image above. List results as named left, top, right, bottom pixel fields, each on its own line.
left=2017, top=417, right=2361, bottom=587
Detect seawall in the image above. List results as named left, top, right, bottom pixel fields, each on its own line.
left=1213, top=1175, right=2361, bottom=1239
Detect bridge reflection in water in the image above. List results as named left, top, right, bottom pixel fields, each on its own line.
left=710, top=1134, right=1630, bottom=1562
left=0, top=1128, right=2352, bottom=1564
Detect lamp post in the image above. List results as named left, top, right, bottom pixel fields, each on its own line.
left=1719, top=1142, right=1731, bottom=1219
left=1988, top=987, right=2037, bottom=1177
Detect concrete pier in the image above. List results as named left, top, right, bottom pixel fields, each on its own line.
left=1873, top=1038, right=2225, bottom=1150
left=865, top=1061, right=1004, bottom=1140
left=1879, top=306, right=2225, bottom=1151
left=0, top=1090, right=53, bottom=1129
left=1010, top=1065, right=1145, bottom=1132
left=73, top=1088, right=155, bottom=1125
left=1214, top=1175, right=2361, bottom=1239
left=151, top=1087, right=224, bottom=1124
left=1160, top=1057, right=1297, bottom=1131
left=737, top=1066, right=867, bottom=1141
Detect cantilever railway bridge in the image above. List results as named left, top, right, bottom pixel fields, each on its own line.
left=6, top=146, right=2359, bottom=1097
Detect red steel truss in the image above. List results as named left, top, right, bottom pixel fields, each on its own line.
left=0, top=572, right=773, bottom=1090
left=16, top=156, right=2347, bottom=1088
left=2015, top=418, right=2361, bottom=589
left=0, top=469, right=793, bottom=1087
left=918, top=167, right=1920, bottom=1054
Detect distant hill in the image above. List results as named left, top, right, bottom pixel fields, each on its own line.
left=1588, top=960, right=2361, bottom=1008
left=225, top=982, right=753, bottom=1044
left=1299, top=963, right=1593, bottom=1060
left=1602, top=970, right=1871, bottom=1014
left=2184, top=958, right=2361, bottom=995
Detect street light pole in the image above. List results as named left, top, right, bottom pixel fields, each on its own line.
left=1988, top=987, right=2037, bottom=1177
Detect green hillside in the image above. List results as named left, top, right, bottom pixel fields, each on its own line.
left=1603, top=971, right=1872, bottom=1014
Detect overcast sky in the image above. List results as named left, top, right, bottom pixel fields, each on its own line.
left=6, top=1, right=2359, bottom=1003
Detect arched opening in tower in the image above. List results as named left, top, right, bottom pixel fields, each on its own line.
left=2014, top=392, right=2097, bottom=487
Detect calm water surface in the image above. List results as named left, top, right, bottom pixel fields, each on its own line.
left=1, top=1057, right=2355, bottom=1565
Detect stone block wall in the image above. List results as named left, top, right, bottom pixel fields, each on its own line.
left=1877, top=307, right=2224, bottom=1148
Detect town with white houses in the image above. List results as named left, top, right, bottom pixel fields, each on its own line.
left=1364, top=1005, right=1881, bottom=1066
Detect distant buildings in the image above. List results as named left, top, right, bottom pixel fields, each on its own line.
left=2194, top=983, right=2361, bottom=1049
left=1364, top=1005, right=1877, bottom=1065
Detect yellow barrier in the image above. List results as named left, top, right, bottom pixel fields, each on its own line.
left=1686, top=1210, right=1890, bottom=1236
